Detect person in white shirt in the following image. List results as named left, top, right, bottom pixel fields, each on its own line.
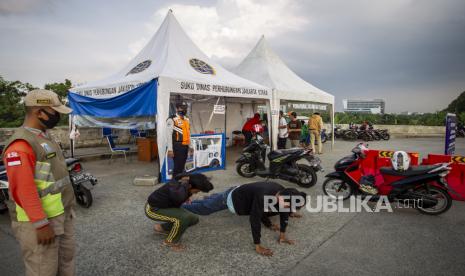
left=277, top=111, right=288, bottom=149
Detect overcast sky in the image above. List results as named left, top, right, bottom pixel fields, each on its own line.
left=1, top=0, right=464, bottom=112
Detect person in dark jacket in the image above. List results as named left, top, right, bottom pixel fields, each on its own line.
left=182, top=181, right=306, bottom=256
left=145, top=173, right=213, bottom=251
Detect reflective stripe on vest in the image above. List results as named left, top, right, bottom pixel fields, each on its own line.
left=173, top=117, right=190, bottom=145
left=15, top=161, right=67, bottom=221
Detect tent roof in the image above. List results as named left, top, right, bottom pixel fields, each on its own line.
left=72, top=11, right=269, bottom=99
left=233, top=36, right=334, bottom=105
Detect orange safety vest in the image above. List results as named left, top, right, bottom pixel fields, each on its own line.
left=172, top=115, right=190, bottom=145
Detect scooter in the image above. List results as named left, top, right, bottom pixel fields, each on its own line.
left=322, top=143, right=453, bottom=215
left=236, top=134, right=323, bottom=188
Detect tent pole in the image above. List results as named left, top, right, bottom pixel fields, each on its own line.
left=69, top=114, right=74, bottom=158
left=224, top=97, right=227, bottom=144
left=331, top=104, right=335, bottom=151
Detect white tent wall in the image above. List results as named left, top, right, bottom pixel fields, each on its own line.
left=189, top=100, right=260, bottom=146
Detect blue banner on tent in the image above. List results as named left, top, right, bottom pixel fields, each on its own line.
left=68, top=79, right=157, bottom=117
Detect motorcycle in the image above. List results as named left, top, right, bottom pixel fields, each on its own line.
left=0, top=158, right=97, bottom=212
left=322, top=143, right=453, bottom=215
left=332, top=125, right=345, bottom=139
left=357, top=129, right=374, bottom=142
left=236, top=134, right=323, bottom=188
left=66, top=158, right=97, bottom=208
left=375, top=129, right=390, bottom=140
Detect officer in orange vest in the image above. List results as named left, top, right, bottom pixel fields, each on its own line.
left=2, top=89, right=76, bottom=276
left=166, top=101, right=191, bottom=177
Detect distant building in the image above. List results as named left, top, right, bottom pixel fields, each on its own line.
left=343, top=99, right=385, bottom=114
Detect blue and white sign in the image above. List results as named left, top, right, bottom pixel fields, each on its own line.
left=162, top=133, right=226, bottom=182
left=445, top=113, right=457, bottom=155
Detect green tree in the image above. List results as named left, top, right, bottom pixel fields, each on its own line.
left=44, top=79, right=72, bottom=102
left=0, top=76, right=36, bottom=127
left=444, top=91, right=465, bottom=114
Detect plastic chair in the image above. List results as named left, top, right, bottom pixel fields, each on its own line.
left=129, top=129, right=147, bottom=143
left=100, top=128, right=113, bottom=144
left=106, top=136, right=130, bottom=163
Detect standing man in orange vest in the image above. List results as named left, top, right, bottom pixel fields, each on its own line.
left=2, top=89, right=76, bottom=276
left=166, top=101, right=191, bottom=177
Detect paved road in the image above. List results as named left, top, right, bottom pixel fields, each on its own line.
left=1, top=138, right=464, bottom=275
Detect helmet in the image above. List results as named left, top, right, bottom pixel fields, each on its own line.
left=391, top=151, right=410, bottom=171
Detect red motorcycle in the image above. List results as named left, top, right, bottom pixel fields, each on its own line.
left=323, top=144, right=453, bottom=215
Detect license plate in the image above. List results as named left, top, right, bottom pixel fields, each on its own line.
left=72, top=173, right=91, bottom=183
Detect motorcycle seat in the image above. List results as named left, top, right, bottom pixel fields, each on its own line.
left=380, top=164, right=442, bottom=177
left=268, top=148, right=302, bottom=160
left=65, top=158, right=80, bottom=166
left=273, top=148, right=302, bottom=154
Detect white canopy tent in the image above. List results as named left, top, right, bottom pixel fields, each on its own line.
left=233, top=36, right=335, bottom=149
left=70, top=11, right=271, bottom=179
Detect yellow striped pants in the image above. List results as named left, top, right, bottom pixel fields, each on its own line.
left=145, top=203, right=199, bottom=243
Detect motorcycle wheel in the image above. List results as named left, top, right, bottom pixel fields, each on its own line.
left=236, top=162, right=256, bottom=178
left=0, top=203, right=7, bottom=214
left=323, top=177, right=353, bottom=200
left=344, top=131, right=357, bottom=141
left=382, top=133, right=390, bottom=140
left=75, top=185, right=93, bottom=208
left=321, top=135, right=327, bottom=144
left=416, top=186, right=452, bottom=215
left=296, top=164, right=317, bottom=188
left=0, top=192, right=8, bottom=214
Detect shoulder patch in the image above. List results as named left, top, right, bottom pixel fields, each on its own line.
left=6, top=153, right=22, bottom=167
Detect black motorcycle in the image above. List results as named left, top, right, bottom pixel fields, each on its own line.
left=322, top=144, right=453, bottom=215
left=236, top=135, right=323, bottom=188
left=375, top=129, right=390, bottom=140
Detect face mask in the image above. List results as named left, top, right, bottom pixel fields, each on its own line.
left=178, top=109, right=187, bottom=116
left=39, top=109, right=61, bottom=129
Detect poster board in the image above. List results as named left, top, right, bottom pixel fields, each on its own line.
left=164, top=133, right=226, bottom=181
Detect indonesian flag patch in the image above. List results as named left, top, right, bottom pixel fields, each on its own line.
left=6, top=152, right=21, bottom=167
